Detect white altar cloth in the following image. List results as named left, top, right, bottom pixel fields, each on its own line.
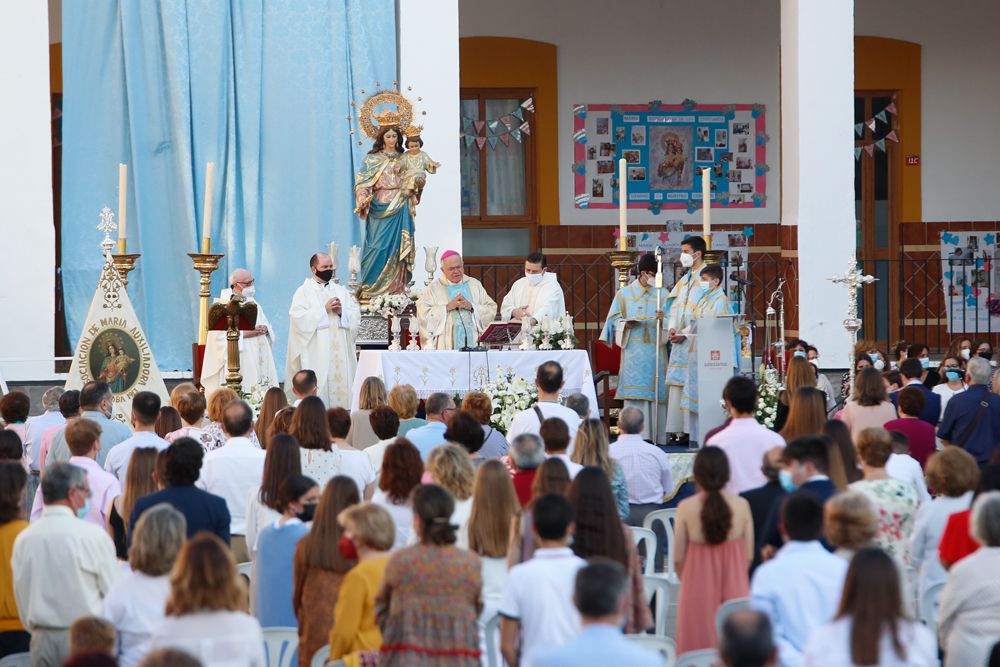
left=350, top=349, right=598, bottom=417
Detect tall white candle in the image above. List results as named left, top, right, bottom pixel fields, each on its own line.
left=349, top=245, right=362, bottom=273
left=117, top=163, right=128, bottom=253
left=701, top=165, right=711, bottom=245
left=618, top=158, right=628, bottom=250
left=201, top=162, right=216, bottom=253
left=329, top=242, right=338, bottom=270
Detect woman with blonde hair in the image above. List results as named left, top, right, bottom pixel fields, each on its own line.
left=841, top=367, right=898, bottom=442
left=204, top=387, right=261, bottom=448
left=773, top=356, right=820, bottom=433
left=108, top=447, right=159, bottom=559
left=571, top=418, right=629, bottom=519
left=461, top=391, right=509, bottom=459
left=849, top=428, right=918, bottom=560
left=254, top=387, right=288, bottom=449
left=347, top=376, right=388, bottom=449
left=388, top=384, right=425, bottom=437
left=467, top=461, right=520, bottom=662
left=778, top=387, right=827, bottom=443
left=824, top=491, right=878, bottom=560
left=425, top=444, right=475, bottom=548
left=104, top=504, right=187, bottom=667
left=293, top=477, right=360, bottom=667
left=150, top=533, right=265, bottom=666
left=328, top=503, right=396, bottom=664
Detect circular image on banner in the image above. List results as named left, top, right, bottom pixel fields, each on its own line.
left=88, top=328, right=141, bottom=395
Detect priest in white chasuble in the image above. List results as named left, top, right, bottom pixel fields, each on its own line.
left=600, top=253, right=669, bottom=443
left=500, top=251, right=566, bottom=324
left=285, top=253, right=360, bottom=408
left=417, top=250, right=497, bottom=350
left=664, top=235, right=707, bottom=441
left=201, top=268, right=279, bottom=395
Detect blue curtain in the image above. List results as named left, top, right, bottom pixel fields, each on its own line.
left=62, top=0, right=397, bottom=372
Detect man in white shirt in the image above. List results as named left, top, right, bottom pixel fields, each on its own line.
left=539, top=418, right=583, bottom=478
left=750, top=493, right=847, bottom=667
left=507, top=362, right=582, bottom=446
left=289, top=369, right=318, bottom=408
left=707, top=376, right=786, bottom=493
left=500, top=493, right=586, bottom=667
left=13, top=462, right=119, bottom=667
left=610, top=407, right=672, bottom=518
left=196, top=399, right=266, bottom=562
left=103, top=391, right=169, bottom=481
left=500, top=252, right=566, bottom=325
left=24, top=387, right=64, bottom=472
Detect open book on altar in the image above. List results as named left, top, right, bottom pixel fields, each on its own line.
left=478, top=321, right=523, bottom=347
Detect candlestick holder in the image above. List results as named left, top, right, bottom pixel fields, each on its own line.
left=608, top=249, right=638, bottom=291
left=188, top=252, right=225, bottom=345
left=423, top=246, right=438, bottom=287
left=332, top=268, right=340, bottom=285
left=111, top=253, right=141, bottom=287
left=406, top=316, right=421, bottom=350
left=348, top=270, right=360, bottom=295
left=704, top=250, right=727, bottom=265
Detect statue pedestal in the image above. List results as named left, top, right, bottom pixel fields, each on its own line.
left=356, top=315, right=390, bottom=350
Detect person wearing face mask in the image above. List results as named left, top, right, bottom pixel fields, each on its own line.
left=600, top=253, right=670, bottom=443
left=12, top=462, right=119, bottom=667
left=46, top=381, right=132, bottom=470
left=664, top=236, right=708, bottom=444
left=946, top=337, right=973, bottom=364
left=417, top=250, right=498, bottom=350
left=933, top=355, right=968, bottom=420
left=679, top=264, right=738, bottom=442
left=252, top=474, right=319, bottom=629
left=201, top=267, right=278, bottom=397
left=500, top=252, right=566, bottom=327
left=286, top=252, right=361, bottom=409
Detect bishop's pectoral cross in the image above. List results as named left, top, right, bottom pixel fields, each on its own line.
left=828, top=259, right=877, bottom=396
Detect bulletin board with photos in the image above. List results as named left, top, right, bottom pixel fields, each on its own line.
left=573, top=103, right=767, bottom=210
left=939, top=230, right=1000, bottom=333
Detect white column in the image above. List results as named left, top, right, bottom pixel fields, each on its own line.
left=398, top=0, right=462, bottom=287
left=0, top=1, right=55, bottom=381
left=780, top=0, right=855, bottom=367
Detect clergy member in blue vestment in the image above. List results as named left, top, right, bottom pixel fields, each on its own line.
left=664, top=235, right=708, bottom=441
left=600, top=253, right=669, bottom=444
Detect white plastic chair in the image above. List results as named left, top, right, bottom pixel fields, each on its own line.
left=643, top=508, right=678, bottom=582
left=627, top=634, right=677, bottom=665
left=714, top=596, right=751, bottom=636
left=262, top=627, right=299, bottom=667
left=642, top=574, right=672, bottom=638
left=919, top=580, right=946, bottom=629
left=676, top=648, right=719, bottom=667
left=484, top=613, right=502, bottom=667
left=0, top=653, right=30, bottom=667
left=630, top=525, right=658, bottom=575
left=238, top=561, right=253, bottom=582
left=310, top=645, right=331, bottom=667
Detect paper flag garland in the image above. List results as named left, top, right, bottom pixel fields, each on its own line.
left=855, top=123, right=864, bottom=137
left=474, top=120, right=485, bottom=135
left=475, top=137, right=486, bottom=150
left=499, top=133, right=510, bottom=147
left=886, top=130, right=898, bottom=143
left=520, top=122, right=531, bottom=135
left=867, top=119, right=876, bottom=131
left=513, top=108, right=525, bottom=121
left=487, top=136, right=498, bottom=150
left=875, top=110, right=887, bottom=123
left=501, top=115, right=512, bottom=129
left=864, top=145, right=875, bottom=156
left=875, top=139, right=886, bottom=151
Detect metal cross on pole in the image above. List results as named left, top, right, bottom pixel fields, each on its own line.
left=828, top=259, right=877, bottom=396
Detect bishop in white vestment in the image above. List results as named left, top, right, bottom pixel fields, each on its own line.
left=201, top=269, right=279, bottom=395
left=500, top=252, right=566, bottom=324
left=417, top=251, right=497, bottom=350
left=285, top=253, right=360, bottom=408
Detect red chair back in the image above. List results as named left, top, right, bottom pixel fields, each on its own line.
left=592, top=339, right=622, bottom=375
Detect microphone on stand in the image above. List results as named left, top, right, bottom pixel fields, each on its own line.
left=729, top=272, right=753, bottom=286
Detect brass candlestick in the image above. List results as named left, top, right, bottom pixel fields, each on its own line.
left=188, top=252, right=224, bottom=345
left=608, top=250, right=638, bottom=291
left=111, top=253, right=141, bottom=287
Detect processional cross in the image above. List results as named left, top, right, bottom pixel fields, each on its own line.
left=828, top=259, right=877, bottom=395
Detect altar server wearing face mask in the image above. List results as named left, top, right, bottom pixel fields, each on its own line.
left=500, top=252, right=566, bottom=326
left=202, top=268, right=279, bottom=396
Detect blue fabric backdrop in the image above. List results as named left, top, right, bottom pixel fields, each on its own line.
left=62, top=0, right=397, bottom=373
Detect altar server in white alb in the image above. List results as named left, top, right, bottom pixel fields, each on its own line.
left=286, top=253, right=360, bottom=408
left=417, top=250, right=497, bottom=350
left=201, top=268, right=279, bottom=395
left=500, top=252, right=566, bottom=325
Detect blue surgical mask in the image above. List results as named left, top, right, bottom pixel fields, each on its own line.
left=778, top=469, right=798, bottom=493
left=76, top=497, right=91, bottom=519
left=920, top=357, right=930, bottom=370
left=945, top=370, right=963, bottom=382
left=793, top=350, right=806, bottom=359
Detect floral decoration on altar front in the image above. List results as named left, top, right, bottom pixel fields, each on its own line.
left=480, top=365, right=539, bottom=434
left=526, top=313, right=578, bottom=351
left=239, top=380, right=276, bottom=418
left=755, top=365, right=780, bottom=429
left=362, top=292, right=417, bottom=318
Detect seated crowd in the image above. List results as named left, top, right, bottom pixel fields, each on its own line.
left=0, top=338, right=999, bottom=667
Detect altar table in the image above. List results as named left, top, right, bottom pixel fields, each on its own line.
left=350, top=349, right=599, bottom=416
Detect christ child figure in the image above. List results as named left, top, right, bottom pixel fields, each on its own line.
left=400, top=132, right=441, bottom=204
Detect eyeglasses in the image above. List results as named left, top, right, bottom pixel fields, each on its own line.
left=234, top=279, right=255, bottom=287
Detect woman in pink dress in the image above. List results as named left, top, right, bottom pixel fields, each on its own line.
left=674, top=446, right=754, bottom=654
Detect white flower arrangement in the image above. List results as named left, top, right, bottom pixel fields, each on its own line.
left=363, top=292, right=416, bottom=318
left=480, top=365, right=539, bottom=434
left=755, top=365, right=781, bottom=429
left=529, top=312, right=577, bottom=351
left=239, top=380, right=276, bottom=418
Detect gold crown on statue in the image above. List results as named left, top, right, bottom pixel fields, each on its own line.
left=349, top=82, right=427, bottom=143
